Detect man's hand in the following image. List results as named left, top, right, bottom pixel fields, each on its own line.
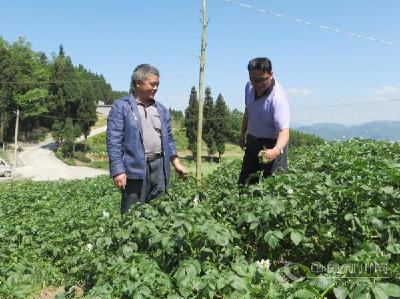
left=174, top=162, right=188, bottom=177
left=239, top=134, right=246, bottom=150
left=171, top=156, right=188, bottom=177
left=258, top=148, right=280, bottom=164
left=113, top=173, right=127, bottom=189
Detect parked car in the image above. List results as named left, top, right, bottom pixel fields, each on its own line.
left=0, top=158, right=12, bottom=177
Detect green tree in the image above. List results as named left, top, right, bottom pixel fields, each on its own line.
left=169, top=108, right=184, bottom=122
left=289, top=129, right=325, bottom=147
left=48, top=45, right=80, bottom=119
left=184, top=86, right=198, bottom=158
left=203, top=87, right=216, bottom=158
left=15, top=88, right=49, bottom=138
left=110, top=90, right=129, bottom=104
left=52, top=119, right=81, bottom=157
left=76, top=66, right=98, bottom=152
left=214, top=93, right=229, bottom=161
left=0, top=37, right=13, bottom=144
left=226, top=108, right=244, bottom=144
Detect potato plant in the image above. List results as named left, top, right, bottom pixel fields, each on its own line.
left=0, top=139, right=399, bottom=298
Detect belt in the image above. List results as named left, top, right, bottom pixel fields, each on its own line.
left=247, top=134, right=276, bottom=142
left=146, top=152, right=162, bottom=162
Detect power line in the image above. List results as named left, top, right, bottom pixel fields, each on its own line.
left=0, top=79, right=108, bottom=85
left=292, top=97, right=400, bottom=110
left=0, top=113, right=16, bottom=127
left=3, top=96, right=399, bottom=124
left=39, top=115, right=99, bottom=121
left=223, top=0, right=400, bottom=47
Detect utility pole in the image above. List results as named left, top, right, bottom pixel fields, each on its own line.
left=196, top=0, right=207, bottom=185
left=0, top=112, right=4, bottom=153
left=13, top=109, right=19, bottom=169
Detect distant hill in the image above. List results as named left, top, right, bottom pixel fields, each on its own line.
left=295, top=120, right=400, bottom=141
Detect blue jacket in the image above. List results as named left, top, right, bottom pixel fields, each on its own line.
left=106, top=94, right=177, bottom=186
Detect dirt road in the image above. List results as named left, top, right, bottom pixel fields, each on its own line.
left=12, top=126, right=108, bottom=181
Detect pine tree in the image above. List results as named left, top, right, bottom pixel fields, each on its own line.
left=214, top=93, right=229, bottom=161
left=76, top=66, right=98, bottom=152
left=203, top=87, right=216, bottom=159
left=184, top=86, right=198, bottom=158
left=48, top=45, right=80, bottom=119
left=226, top=108, right=244, bottom=144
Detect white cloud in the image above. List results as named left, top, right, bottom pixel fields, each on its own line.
left=286, top=88, right=312, bottom=96
left=373, top=86, right=400, bottom=96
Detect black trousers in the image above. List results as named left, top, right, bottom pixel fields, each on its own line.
left=238, top=134, right=288, bottom=185
left=120, top=157, right=166, bottom=215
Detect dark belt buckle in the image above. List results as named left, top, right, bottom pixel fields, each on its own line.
left=146, top=153, right=161, bottom=162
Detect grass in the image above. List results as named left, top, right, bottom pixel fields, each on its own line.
left=180, top=156, right=241, bottom=177
left=92, top=113, right=108, bottom=129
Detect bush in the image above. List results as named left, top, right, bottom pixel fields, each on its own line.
left=74, top=152, right=91, bottom=163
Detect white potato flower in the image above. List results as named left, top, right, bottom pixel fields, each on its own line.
left=255, top=259, right=271, bottom=271
left=193, top=195, right=199, bottom=207
left=86, top=243, right=93, bottom=252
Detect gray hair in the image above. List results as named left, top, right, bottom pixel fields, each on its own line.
left=247, top=57, right=272, bottom=73
left=130, top=64, right=160, bottom=91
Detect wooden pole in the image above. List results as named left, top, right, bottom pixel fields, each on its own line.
left=13, top=109, right=19, bottom=169
left=0, top=112, right=4, bottom=153
left=196, top=0, right=207, bottom=186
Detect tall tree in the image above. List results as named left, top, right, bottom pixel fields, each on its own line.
left=0, top=37, right=13, bottom=143
left=226, top=108, right=244, bottom=144
left=184, top=86, right=198, bottom=158
left=48, top=45, right=80, bottom=119
left=203, top=87, right=216, bottom=158
left=52, top=118, right=81, bottom=157
left=15, top=88, right=49, bottom=138
left=214, top=93, right=229, bottom=161
left=76, top=65, right=98, bottom=152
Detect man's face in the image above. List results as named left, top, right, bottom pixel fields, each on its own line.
left=249, top=69, right=273, bottom=95
left=136, top=73, right=160, bottom=100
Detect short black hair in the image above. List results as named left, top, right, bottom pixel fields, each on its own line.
left=247, top=57, right=272, bottom=73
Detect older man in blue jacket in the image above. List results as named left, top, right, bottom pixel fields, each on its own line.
left=107, top=64, right=187, bottom=214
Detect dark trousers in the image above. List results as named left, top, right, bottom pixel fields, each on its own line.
left=120, top=157, right=166, bottom=214
left=238, top=134, right=288, bottom=185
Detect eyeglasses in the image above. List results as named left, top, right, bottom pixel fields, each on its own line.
left=250, top=76, right=272, bottom=83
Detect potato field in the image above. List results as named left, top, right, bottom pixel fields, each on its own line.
left=1, top=139, right=400, bottom=298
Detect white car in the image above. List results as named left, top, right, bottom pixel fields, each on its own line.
left=0, top=158, right=12, bottom=177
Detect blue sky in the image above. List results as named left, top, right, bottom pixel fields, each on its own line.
left=1, top=0, right=399, bottom=125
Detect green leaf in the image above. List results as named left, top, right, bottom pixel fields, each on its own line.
left=292, top=289, right=318, bottom=298
left=371, top=286, right=388, bottom=299
left=290, top=230, right=302, bottom=246
left=310, top=276, right=334, bottom=290
left=379, top=283, right=400, bottom=297
left=231, top=262, right=248, bottom=277
left=229, top=274, right=246, bottom=290
left=249, top=222, right=258, bottom=230
left=352, top=285, right=371, bottom=299
left=360, top=184, right=372, bottom=191
left=122, top=245, right=133, bottom=259
left=333, top=286, right=348, bottom=299
left=345, top=213, right=353, bottom=221
left=238, top=212, right=258, bottom=225
left=217, top=277, right=228, bottom=290
left=264, top=231, right=279, bottom=249
left=380, top=186, right=394, bottom=194
left=387, top=243, right=400, bottom=254
left=134, top=285, right=152, bottom=297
